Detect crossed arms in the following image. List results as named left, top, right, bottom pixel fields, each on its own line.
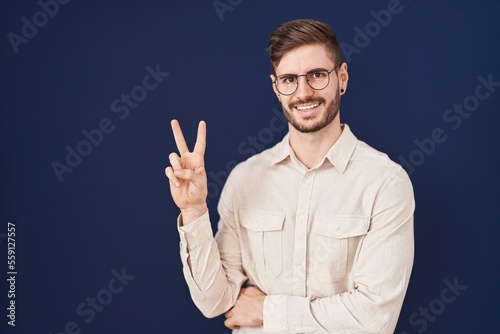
left=166, top=120, right=415, bottom=333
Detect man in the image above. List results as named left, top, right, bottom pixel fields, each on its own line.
left=165, top=19, right=414, bottom=333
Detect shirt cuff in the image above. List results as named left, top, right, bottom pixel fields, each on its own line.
left=263, top=295, right=288, bottom=332
left=177, top=211, right=213, bottom=300
left=177, top=210, right=213, bottom=250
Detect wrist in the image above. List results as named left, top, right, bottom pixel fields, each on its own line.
left=180, top=205, right=208, bottom=226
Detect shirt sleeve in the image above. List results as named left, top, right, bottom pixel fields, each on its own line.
left=177, top=179, right=247, bottom=318
left=263, top=169, right=415, bottom=334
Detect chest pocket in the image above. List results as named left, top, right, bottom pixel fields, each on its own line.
left=310, top=215, right=370, bottom=282
left=239, top=209, right=285, bottom=278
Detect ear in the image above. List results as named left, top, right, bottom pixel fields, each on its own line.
left=338, top=62, right=349, bottom=94
left=270, top=74, right=281, bottom=100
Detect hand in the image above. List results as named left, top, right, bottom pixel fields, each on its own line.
left=165, top=119, right=208, bottom=225
left=224, top=286, right=266, bottom=330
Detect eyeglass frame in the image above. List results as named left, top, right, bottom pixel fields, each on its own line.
left=273, top=63, right=342, bottom=96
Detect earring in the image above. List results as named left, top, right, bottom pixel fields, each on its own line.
left=340, top=89, right=345, bottom=93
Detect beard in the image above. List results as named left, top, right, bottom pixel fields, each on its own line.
left=282, top=90, right=340, bottom=133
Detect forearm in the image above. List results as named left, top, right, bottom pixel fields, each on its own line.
left=264, top=210, right=414, bottom=333
left=264, top=287, right=407, bottom=334
left=178, top=211, right=246, bottom=318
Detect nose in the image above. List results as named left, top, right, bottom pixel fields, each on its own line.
left=294, top=75, right=314, bottom=99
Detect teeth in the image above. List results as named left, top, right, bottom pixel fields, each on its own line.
left=296, top=103, right=319, bottom=111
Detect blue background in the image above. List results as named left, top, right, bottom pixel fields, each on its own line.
left=1, top=0, right=499, bottom=333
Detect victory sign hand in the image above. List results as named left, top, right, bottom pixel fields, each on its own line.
left=165, top=119, right=208, bottom=225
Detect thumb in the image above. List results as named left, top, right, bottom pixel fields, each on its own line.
left=224, top=318, right=240, bottom=330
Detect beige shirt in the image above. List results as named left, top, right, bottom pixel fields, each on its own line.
left=178, top=124, right=415, bottom=333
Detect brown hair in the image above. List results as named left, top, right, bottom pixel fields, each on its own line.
left=268, top=19, right=342, bottom=71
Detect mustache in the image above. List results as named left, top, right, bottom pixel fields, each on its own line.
left=289, top=98, right=326, bottom=109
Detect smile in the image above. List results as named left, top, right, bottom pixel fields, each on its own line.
left=295, top=103, right=319, bottom=111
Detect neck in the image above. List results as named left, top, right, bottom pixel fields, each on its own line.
left=288, top=117, right=343, bottom=169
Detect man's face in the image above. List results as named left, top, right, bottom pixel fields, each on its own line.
left=271, top=44, right=347, bottom=134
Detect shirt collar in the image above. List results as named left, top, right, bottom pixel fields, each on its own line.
left=270, top=132, right=292, bottom=165
left=324, top=124, right=357, bottom=173
left=270, top=124, right=357, bottom=174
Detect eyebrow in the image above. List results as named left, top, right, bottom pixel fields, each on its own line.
left=276, top=67, right=329, bottom=77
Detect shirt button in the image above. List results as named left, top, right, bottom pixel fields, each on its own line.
left=297, top=259, right=303, bottom=265
left=306, top=172, right=312, bottom=178
left=192, top=232, right=198, bottom=238
left=299, top=214, right=305, bottom=220
left=336, top=229, right=342, bottom=236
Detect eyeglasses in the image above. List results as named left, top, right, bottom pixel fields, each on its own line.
left=273, top=64, right=341, bottom=96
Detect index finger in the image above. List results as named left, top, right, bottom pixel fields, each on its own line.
left=193, top=120, right=206, bottom=156
left=171, top=119, right=189, bottom=154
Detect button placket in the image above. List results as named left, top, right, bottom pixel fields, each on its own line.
left=292, top=170, right=316, bottom=296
